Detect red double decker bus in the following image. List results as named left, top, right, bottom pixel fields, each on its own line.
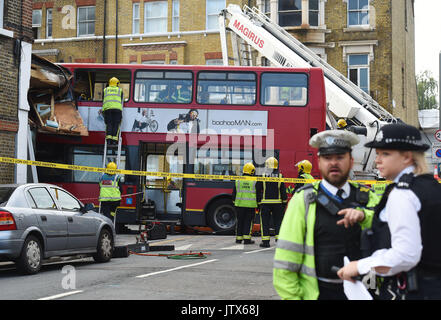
left=36, top=63, right=326, bottom=233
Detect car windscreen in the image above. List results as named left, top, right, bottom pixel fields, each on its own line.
left=0, top=187, right=16, bottom=206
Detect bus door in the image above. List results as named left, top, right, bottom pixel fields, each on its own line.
left=138, top=142, right=183, bottom=221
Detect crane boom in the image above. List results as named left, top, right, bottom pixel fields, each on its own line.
left=219, top=4, right=398, bottom=178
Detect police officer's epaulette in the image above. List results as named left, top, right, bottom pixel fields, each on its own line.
left=396, top=173, right=415, bottom=189
left=295, top=183, right=314, bottom=193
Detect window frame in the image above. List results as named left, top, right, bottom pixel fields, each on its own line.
left=46, top=8, right=53, bottom=38
left=260, top=72, right=309, bottom=107
left=347, top=54, right=370, bottom=94
left=134, top=69, right=194, bottom=104
left=144, top=1, right=168, bottom=34
left=172, top=0, right=180, bottom=32
left=206, top=0, right=225, bottom=30
left=132, top=3, right=140, bottom=34
left=347, top=0, right=370, bottom=27
left=77, top=6, right=95, bottom=37
left=278, top=0, right=302, bottom=27
left=196, top=70, right=257, bottom=106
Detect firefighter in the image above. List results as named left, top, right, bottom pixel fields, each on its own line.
left=337, top=123, right=441, bottom=300
left=293, top=160, right=314, bottom=194
left=99, top=162, right=122, bottom=221
left=337, top=119, right=347, bottom=130
left=256, top=157, right=287, bottom=248
left=232, top=162, right=257, bottom=245
left=273, top=130, right=379, bottom=300
left=102, top=77, right=123, bottom=145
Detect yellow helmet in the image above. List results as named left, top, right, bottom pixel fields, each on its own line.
left=265, top=157, right=278, bottom=169
left=295, top=160, right=312, bottom=174
left=107, top=162, right=117, bottom=170
left=337, top=119, right=347, bottom=129
left=109, top=77, right=120, bottom=87
left=243, top=162, right=255, bottom=175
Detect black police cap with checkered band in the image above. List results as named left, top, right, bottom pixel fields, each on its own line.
left=365, top=123, right=429, bottom=151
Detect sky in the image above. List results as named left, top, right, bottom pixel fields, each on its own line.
left=414, top=0, right=441, bottom=82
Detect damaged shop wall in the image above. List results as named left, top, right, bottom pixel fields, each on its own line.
left=28, top=54, right=88, bottom=136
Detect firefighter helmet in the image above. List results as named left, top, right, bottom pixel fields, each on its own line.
left=265, top=157, right=278, bottom=169
left=337, top=119, right=347, bottom=129
left=109, top=77, right=120, bottom=87
left=243, top=162, right=255, bottom=175
left=107, top=162, right=117, bottom=170
left=295, top=160, right=312, bottom=174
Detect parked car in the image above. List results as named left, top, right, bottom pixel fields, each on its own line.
left=0, top=183, right=115, bottom=274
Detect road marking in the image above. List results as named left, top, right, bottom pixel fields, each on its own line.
left=220, top=244, right=244, bottom=250
left=37, top=290, right=83, bottom=300
left=244, top=247, right=275, bottom=254
left=136, top=259, right=218, bottom=278
left=175, top=244, right=193, bottom=251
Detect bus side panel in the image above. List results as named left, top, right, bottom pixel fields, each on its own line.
left=183, top=181, right=234, bottom=226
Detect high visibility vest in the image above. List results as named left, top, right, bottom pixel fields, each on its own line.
left=300, top=173, right=314, bottom=181
left=99, top=174, right=121, bottom=202
left=172, top=89, right=190, bottom=103
left=102, top=86, right=123, bottom=111
left=261, top=173, right=283, bottom=204
left=234, top=180, right=258, bottom=208
left=273, top=181, right=379, bottom=300
left=373, top=182, right=387, bottom=197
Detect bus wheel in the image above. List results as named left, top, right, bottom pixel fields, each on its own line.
left=206, top=198, right=236, bottom=233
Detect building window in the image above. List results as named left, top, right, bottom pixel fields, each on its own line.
left=348, top=54, right=369, bottom=93
left=205, top=59, right=223, bottom=65
left=77, top=6, right=95, bottom=36
left=279, top=0, right=302, bottom=27
left=263, top=0, right=271, bottom=17
left=46, top=8, right=52, bottom=38
left=145, top=1, right=168, bottom=33
left=347, top=0, right=369, bottom=26
left=206, top=0, right=225, bottom=30
left=141, top=60, right=166, bottom=65
left=133, top=3, right=140, bottom=34
left=309, top=0, right=319, bottom=27
left=172, top=0, right=179, bottom=32
left=32, top=9, right=42, bottom=39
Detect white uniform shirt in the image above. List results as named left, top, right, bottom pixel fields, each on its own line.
left=357, top=166, right=422, bottom=276
left=320, top=179, right=351, bottom=199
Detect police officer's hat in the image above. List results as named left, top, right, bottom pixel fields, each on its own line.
left=364, top=123, right=429, bottom=151
left=309, top=130, right=360, bottom=155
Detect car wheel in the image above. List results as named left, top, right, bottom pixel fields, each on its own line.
left=16, top=235, right=43, bottom=275
left=206, top=198, right=237, bottom=233
left=93, top=228, right=114, bottom=263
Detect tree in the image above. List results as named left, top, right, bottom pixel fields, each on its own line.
left=416, top=70, right=439, bottom=110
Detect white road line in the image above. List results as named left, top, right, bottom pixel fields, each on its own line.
left=220, top=244, right=244, bottom=250
left=175, top=244, right=193, bottom=251
left=136, top=259, right=218, bottom=278
left=244, top=247, right=275, bottom=254
left=37, top=290, right=83, bottom=300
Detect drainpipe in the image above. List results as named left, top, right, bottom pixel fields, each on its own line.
left=103, top=0, right=107, bottom=63
left=115, top=0, right=118, bottom=63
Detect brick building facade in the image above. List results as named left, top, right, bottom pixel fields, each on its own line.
left=0, top=0, right=33, bottom=183
left=31, top=0, right=418, bottom=125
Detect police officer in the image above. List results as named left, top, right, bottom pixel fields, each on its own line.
left=256, top=157, right=288, bottom=248
left=99, top=162, right=122, bottom=221
left=337, top=123, right=441, bottom=300
left=232, top=162, right=257, bottom=245
left=102, top=77, right=123, bottom=145
left=292, top=160, right=314, bottom=194
left=273, top=130, right=379, bottom=300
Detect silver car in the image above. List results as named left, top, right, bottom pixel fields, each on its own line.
left=0, top=183, right=115, bottom=274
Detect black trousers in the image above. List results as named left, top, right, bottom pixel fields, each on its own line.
left=406, top=274, right=441, bottom=300
left=100, top=201, right=119, bottom=221
left=317, top=281, right=347, bottom=300
left=260, top=203, right=284, bottom=239
left=235, top=207, right=255, bottom=239
left=103, top=109, right=122, bottom=139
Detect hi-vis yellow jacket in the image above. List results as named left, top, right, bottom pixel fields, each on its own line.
left=273, top=181, right=379, bottom=300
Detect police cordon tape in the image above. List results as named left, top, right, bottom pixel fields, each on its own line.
left=0, top=156, right=391, bottom=185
